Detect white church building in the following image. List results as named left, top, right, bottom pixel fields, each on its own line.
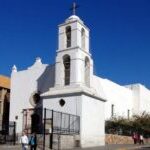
left=9, top=12, right=150, bottom=148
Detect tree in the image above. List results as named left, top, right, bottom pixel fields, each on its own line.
left=105, top=112, right=150, bottom=137
left=132, top=112, right=150, bottom=133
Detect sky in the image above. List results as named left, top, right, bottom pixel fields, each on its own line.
left=0, top=0, right=150, bottom=88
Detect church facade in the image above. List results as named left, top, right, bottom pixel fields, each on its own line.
left=9, top=14, right=150, bottom=148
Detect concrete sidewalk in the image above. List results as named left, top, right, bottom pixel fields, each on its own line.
left=0, top=144, right=150, bottom=150
left=72, top=144, right=150, bottom=150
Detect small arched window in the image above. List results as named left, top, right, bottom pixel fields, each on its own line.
left=81, top=28, right=85, bottom=49
left=66, top=26, right=71, bottom=48
left=85, top=57, right=90, bottom=87
left=63, top=55, right=71, bottom=85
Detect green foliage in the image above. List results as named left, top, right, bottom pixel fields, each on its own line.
left=132, top=112, right=150, bottom=133
left=105, top=112, right=150, bottom=137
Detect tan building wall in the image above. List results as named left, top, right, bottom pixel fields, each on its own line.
left=105, top=134, right=150, bottom=144
left=0, top=75, right=10, bottom=130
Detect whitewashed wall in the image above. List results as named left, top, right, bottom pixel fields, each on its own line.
left=9, top=59, right=54, bottom=133
left=43, top=95, right=81, bottom=116
left=125, top=84, right=140, bottom=114
left=139, top=85, right=150, bottom=113
left=92, top=76, right=133, bottom=119
left=126, top=84, right=150, bottom=114
left=80, top=95, right=105, bottom=147
left=43, top=93, right=105, bottom=147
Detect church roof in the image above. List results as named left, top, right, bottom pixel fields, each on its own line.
left=0, top=75, right=10, bottom=89
left=41, top=84, right=106, bottom=102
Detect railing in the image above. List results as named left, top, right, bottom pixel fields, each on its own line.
left=0, top=121, right=16, bottom=145
left=45, top=109, right=80, bottom=135
left=22, top=108, right=80, bottom=150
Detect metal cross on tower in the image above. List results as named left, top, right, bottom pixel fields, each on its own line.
left=70, top=2, right=79, bottom=15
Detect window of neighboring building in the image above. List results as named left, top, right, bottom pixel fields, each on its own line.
left=81, top=28, right=85, bottom=49
left=63, top=55, right=71, bottom=85
left=66, top=26, right=71, bottom=48
left=111, top=104, right=114, bottom=117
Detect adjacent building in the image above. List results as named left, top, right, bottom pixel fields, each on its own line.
left=0, top=75, right=10, bottom=131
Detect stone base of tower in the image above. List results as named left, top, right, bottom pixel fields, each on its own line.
left=80, top=135, right=105, bottom=148
left=44, top=134, right=105, bottom=149
left=44, top=134, right=76, bottom=150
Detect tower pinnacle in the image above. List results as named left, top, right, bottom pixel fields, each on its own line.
left=70, top=2, right=79, bottom=15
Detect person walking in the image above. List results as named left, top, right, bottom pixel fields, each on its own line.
left=140, top=134, right=144, bottom=145
left=132, top=132, right=138, bottom=144
left=20, top=131, right=29, bottom=150
left=29, top=132, right=37, bottom=150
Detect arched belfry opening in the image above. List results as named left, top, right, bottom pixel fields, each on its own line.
left=85, top=57, right=90, bottom=87
left=66, top=26, right=71, bottom=48
left=81, top=28, right=85, bottom=49
left=63, top=55, right=71, bottom=85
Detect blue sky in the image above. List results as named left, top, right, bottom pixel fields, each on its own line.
left=0, top=0, right=150, bottom=88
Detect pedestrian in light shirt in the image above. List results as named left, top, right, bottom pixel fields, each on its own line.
left=20, top=131, right=29, bottom=150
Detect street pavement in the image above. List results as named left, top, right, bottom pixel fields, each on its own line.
left=0, top=144, right=150, bottom=150
left=72, top=144, right=150, bottom=150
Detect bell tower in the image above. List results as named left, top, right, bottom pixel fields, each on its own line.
left=42, top=4, right=106, bottom=148
left=55, top=6, right=93, bottom=88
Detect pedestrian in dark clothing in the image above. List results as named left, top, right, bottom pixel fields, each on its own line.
left=29, top=133, right=37, bottom=150
left=132, top=132, right=138, bottom=144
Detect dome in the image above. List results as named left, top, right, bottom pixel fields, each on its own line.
left=65, top=15, right=83, bottom=23
left=68, top=15, right=80, bottom=20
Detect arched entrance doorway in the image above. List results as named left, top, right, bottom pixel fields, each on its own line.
left=31, top=113, right=40, bottom=133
